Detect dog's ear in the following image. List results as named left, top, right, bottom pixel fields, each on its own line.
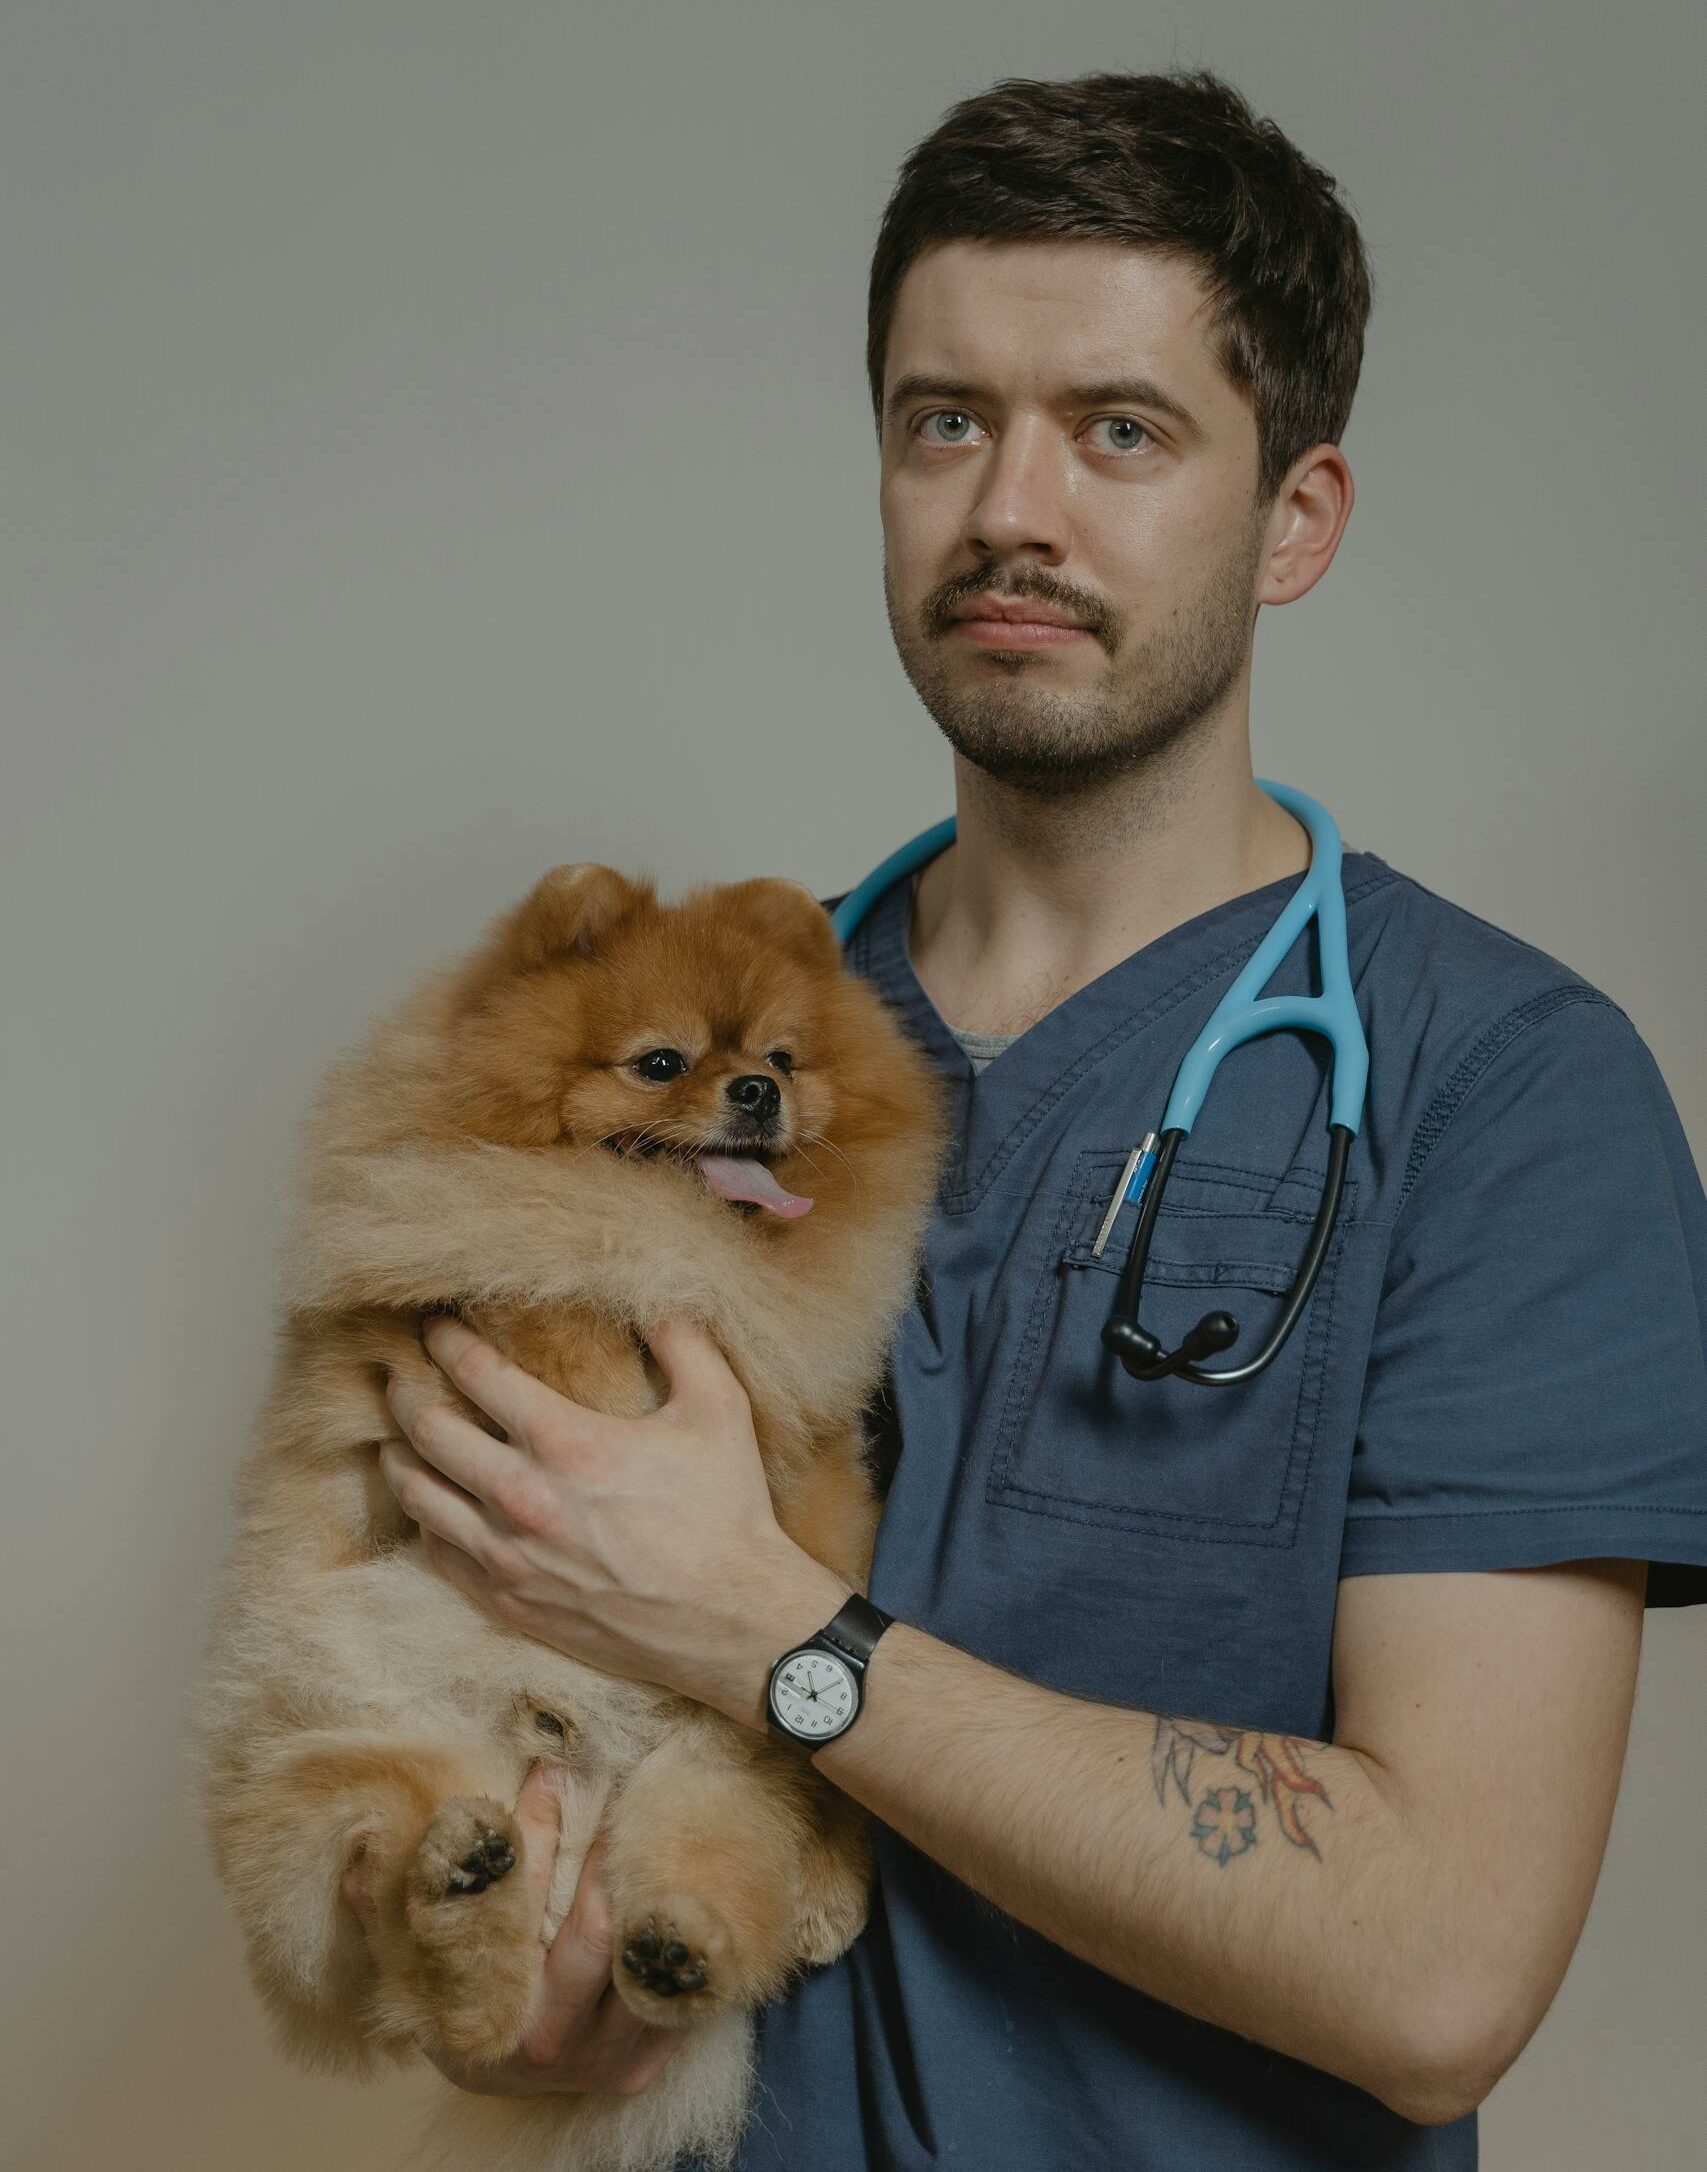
left=721, top=877, right=843, bottom=970
left=496, top=863, right=654, bottom=973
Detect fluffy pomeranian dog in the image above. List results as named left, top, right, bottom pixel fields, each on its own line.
left=191, top=863, right=947, bottom=2172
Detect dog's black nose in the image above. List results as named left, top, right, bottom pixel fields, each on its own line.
left=726, top=1074, right=781, bottom=1124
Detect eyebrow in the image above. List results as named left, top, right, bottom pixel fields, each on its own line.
left=883, top=371, right=1204, bottom=440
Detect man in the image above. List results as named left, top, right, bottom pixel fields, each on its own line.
left=357, top=68, right=1707, bottom=2168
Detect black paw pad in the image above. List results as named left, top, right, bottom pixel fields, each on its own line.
left=446, top=1826, right=516, bottom=1895
left=621, top=1915, right=708, bottom=1997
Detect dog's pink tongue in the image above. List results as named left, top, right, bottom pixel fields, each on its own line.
left=694, top=1154, right=815, bottom=1218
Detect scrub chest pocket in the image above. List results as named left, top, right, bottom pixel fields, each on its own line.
left=986, top=1149, right=1353, bottom=1545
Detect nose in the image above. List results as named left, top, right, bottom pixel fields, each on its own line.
left=961, top=414, right=1072, bottom=564
left=725, top=1074, right=781, bottom=1125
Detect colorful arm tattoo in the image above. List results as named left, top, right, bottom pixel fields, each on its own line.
left=1152, top=1717, right=1335, bottom=1865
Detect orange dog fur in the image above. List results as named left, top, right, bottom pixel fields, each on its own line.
left=191, top=865, right=947, bottom=2172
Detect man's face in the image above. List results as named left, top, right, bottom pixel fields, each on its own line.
left=878, top=238, right=1272, bottom=798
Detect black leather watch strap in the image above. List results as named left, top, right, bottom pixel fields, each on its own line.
left=813, top=1592, right=894, bottom=1667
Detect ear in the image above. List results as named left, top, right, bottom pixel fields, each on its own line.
left=723, top=877, right=843, bottom=970
left=495, top=863, right=653, bottom=973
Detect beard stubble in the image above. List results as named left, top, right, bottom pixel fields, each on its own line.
left=885, top=516, right=1268, bottom=802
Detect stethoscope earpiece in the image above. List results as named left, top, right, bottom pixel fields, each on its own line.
left=1102, top=1309, right=1240, bottom=1381
left=1100, top=1315, right=1161, bottom=1368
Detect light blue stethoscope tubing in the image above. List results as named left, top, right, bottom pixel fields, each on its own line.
left=831, top=780, right=1369, bottom=1388
left=828, top=816, right=958, bottom=950
left=1164, top=779, right=1367, bottom=1139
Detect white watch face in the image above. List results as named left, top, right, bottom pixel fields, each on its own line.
left=771, top=1648, right=858, bottom=1738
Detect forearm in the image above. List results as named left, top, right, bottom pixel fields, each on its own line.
left=703, top=1551, right=1474, bottom=2127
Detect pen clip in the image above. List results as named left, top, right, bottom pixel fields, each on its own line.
left=1090, top=1134, right=1158, bottom=1258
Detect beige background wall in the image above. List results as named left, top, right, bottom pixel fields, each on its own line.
left=4, top=4, right=1702, bottom=2166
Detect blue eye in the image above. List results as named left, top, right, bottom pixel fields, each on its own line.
left=1088, top=416, right=1153, bottom=454
left=913, top=409, right=1153, bottom=455
left=634, top=1049, right=688, bottom=1082
left=916, top=409, right=982, bottom=446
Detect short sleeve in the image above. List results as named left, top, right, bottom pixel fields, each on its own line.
left=1342, top=990, right=1707, bottom=1606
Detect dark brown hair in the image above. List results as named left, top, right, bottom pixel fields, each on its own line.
left=866, top=68, right=1375, bottom=509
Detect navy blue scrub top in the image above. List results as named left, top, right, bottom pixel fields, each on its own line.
left=679, top=845, right=1707, bottom=2172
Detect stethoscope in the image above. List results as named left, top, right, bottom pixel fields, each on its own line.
left=830, top=779, right=1369, bottom=1388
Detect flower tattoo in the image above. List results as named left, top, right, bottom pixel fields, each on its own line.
left=1191, top=1785, right=1259, bottom=1864
left=1153, top=1717, right=1334, bottom=1864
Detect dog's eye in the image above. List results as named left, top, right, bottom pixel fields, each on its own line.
left=765, top=1049, right=794, bottom=1076
left=633, top=1048, right=689, bottom=1083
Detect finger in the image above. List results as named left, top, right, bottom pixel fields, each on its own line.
left=511, top=1760, right=568, bottom=1939
left=526, top=1830, right=633, bottom=2052
left=422, top=1314, right=569, bottom=1448
left=644, top=1317, right=747, bottom=1416
left=384, top=1367, right=525, bottom=1510
left=567, top=1839, right=683, bottom=2070
left=379, top=1438, right=502, bottom=1567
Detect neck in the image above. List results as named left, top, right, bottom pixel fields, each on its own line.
left=906, top=734, right=1311, bottom=1038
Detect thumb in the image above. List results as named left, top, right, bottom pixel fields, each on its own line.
left=554, top=1826, right=617, bottom=1973
left=512, top=1758, right=569, bottom=1938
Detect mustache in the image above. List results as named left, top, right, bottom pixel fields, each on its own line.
left=924, top=578, right=1110, bottom=642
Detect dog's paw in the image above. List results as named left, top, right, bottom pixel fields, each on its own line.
left=403, top=1797, right=537, bottom=2064
left=412, top=1797, right=519, bottom=1901
left=446, top=1823, right=516, bottom=1894
left=615, top=1894, right=733, bottom=2022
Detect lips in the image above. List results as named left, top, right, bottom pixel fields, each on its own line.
left=953, top=598, right=1086, bottom=629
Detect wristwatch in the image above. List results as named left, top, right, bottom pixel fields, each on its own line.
left=766, top=1593, right=894, bottom=1747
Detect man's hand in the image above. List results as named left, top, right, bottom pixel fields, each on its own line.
left=341, top=1761, right=682, bottom=2097
left=378, top=1312, right=849, bottom=1723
